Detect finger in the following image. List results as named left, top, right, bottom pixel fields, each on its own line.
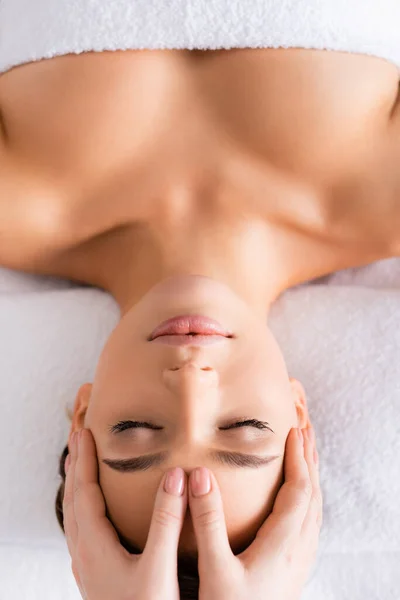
left=188, top=467, right=235, bottom=574
left=73, top=429, right=124, bottom=562
left=247, top=427, right=312, bottom=566
left=63, top=432, right=85, bottom=594
left=142, top=467, right=187, bottom=572
left=71, top=561, right=85, bottom=599
left=300, top=426, right=323, bottom=536
left=63, top=431, right=79, bottom=553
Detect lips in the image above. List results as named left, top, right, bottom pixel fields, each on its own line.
left=149, top=314, right=232, bottom=341
left=151, top=334, right=229, bottom=346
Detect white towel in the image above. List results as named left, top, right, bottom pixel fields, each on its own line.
left=1, top=0, right=400, bottom=75
left=0, top=257, right=399, bottom=600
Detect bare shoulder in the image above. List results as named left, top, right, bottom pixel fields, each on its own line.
left=0, top=107, right=6, bottom=162
left=0, top=113, right=72, bottom=270
left=385, top=84, right=400, bottom=256
left=323, top=92, right=400, bottom=260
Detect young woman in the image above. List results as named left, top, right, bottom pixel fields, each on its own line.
left=0, top=47, right=399, bottom=598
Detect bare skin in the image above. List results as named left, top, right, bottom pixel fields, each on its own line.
left=0, top=47, right=399, bottom=554
left=0, top=48, right=399, bottom=312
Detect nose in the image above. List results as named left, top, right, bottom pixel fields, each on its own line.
left=163, top=363, right=220, bottom=441
left=164, top=362, right=219, bottom=391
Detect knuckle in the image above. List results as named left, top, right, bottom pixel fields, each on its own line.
left=281, top=546, right=296, bottom=567
left=73, top=482, right=84, bottom=500
left=153, top=507, right=181, bottom=528
left=309, top=495, right=322, bottom=529
left=195, top=508, right=221, bottom=530
left=310, top=493, right=320, bottom=512
left=295, top=478, right=313, bottom=500
left=63, top=491, right=73, bottom=511
left=76, top=540, right=95, bottom=570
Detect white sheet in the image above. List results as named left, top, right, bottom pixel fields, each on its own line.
left=0, top=257, right=399, bottom=599
left=1, top=0, right=400, bottom=75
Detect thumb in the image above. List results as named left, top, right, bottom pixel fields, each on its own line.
left=142, top=467, right=187, bottom=571
left=188, top=467, right=233, bottom=573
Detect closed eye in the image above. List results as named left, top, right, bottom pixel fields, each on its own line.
left=108, top=419, right=274, bottom=434
left=219, top=419, right=274, bottom=433
left=108, top=421, right=163, bottom=434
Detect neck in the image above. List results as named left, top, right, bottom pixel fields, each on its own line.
left=106, top=216, right=292, bottom=320
left=112, top=267, right=282, bottom=321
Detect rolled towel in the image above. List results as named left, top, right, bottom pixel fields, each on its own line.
left=0, top=0, right=400, bottom=75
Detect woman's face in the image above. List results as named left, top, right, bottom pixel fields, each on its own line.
left=72, top=275, right=309, bottom=554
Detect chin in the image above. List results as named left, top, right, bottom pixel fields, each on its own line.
left=151, top=273, right=233, bottom=304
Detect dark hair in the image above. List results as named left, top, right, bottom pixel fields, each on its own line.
left=56, top=444, right=200, bottom=599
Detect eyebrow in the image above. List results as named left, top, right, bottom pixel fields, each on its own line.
left=101, top=450, right=281, bottom=473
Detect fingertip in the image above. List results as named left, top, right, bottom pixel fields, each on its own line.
left=164, top=467, right=186, bottom=497
left=189, top=467, right=211, bottom=497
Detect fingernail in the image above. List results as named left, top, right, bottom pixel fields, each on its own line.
left=297, top=428, right=304, bottom=444
left=164, top=467, right=185, bottom=496
left=190, top=467, right=211, bottom=497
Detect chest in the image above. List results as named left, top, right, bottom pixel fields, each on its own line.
left=0, top=48, right=398, bottom=277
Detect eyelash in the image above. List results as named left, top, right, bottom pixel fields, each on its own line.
left=109, top=421, right=162, bottom=433
left=220, top=419, right=269, bottom=431
left=109, top=418, right=270, bottom=433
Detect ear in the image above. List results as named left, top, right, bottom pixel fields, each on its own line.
left=289, top=377, right=311, bottom=429
left=68, top=383, right=92, bottom=451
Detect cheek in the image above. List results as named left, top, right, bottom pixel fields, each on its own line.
left=180, top=464, right=285, bottom=554
left=215, top=466, right=284, bottom=551
left=100, top=470, right=163, bottom=551
left=98, top=464, right=285, bottom=555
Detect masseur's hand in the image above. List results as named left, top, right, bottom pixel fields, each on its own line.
left=63, top=428, right=187, bottom=600
left=188, top=425, right=322, bottom=600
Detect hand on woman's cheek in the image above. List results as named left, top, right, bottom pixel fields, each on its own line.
left=99, top=461, right=285, bottom=554
left=76, top=278, right=309, bottom=556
